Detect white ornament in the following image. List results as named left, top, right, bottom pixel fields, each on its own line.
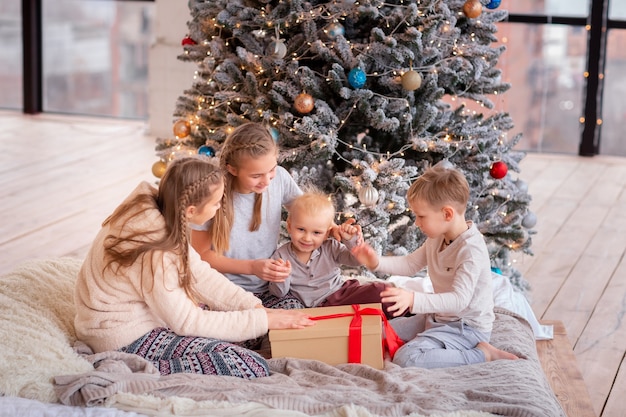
left=267, top=39, right=287, bottom=59
left=436, top=159, right=454, bottom=170
left=358, top=185, right=379, bottom=207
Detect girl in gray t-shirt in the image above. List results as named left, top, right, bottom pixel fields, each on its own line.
left=190, top=123, right=304, bottom=309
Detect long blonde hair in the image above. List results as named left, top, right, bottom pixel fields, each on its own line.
left=210, top=123, right=278, bottom=254
left=103, top=157, right=223, bottom=303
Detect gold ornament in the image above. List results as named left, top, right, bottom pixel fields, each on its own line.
left=358, top=185, right=379, bottom=207
left=173, top=120, right=191, bottom=138
left=401, top=70, right=422, bottom=91
left=152, top=160, right=167, bottom=178
left=463, top=0, right=482, bottom=18
left=294, top=93, right=315, bottom=114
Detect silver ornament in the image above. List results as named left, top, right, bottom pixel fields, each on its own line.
left=522, top=212, right=537, bottom=228
left=267, top=39, right=287, bottom=59
left=358, top=185, right=379, bottom=207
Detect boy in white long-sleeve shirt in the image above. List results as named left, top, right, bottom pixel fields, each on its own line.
left=351, top=164, right=518, bottom=369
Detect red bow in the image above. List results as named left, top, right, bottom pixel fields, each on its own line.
left=311, top=304, right=404, bottom=364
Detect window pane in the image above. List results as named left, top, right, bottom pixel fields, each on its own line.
left=600, top=29, right=626, bottom=156
left=507, top=0, right=588, bottom=17
left=609, top=1, right=626, bottom=20
left=42, top=1, right=153, bottom=118
left=0, top=0, right=22, bottom=110
left=496, top=23, right=586, bottom=154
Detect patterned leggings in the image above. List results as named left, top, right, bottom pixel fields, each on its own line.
left=234, top=290, right=306, bottom=351
left=119, top=327, right=270, bottom=379
left=256, top=290, right=305, bottom=310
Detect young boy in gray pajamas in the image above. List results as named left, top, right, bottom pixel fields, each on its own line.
left=351, top=164, right=519, bottom=369
left=268, top=188, right=396, bottom=319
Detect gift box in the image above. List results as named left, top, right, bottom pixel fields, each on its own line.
left=269, top=303, right=386, bottom=369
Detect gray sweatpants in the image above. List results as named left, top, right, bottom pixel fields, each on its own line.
left=389, top=314, right=490, bottom=369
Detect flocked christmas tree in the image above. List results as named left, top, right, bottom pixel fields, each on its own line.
left=154, top=0, right=537, bottom=292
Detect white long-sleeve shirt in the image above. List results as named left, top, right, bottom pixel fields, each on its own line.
left=74, top=182, right=268, bottom=353
left=376, top=222, right=494, bottom=333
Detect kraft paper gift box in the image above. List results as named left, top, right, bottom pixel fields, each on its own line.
left=269, top=303, right=386, bottom=369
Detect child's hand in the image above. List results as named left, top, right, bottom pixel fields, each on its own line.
left=253, top=258, right=291, bottom=282
left=350, top=243, right=379, bottom=270
left=265, top=308, right=316, bottom=329
left=380, top=286, right=414, bottom=317
left=338, top=218, right=362, bottom=242
left=330, top=218, right=363, bottom=245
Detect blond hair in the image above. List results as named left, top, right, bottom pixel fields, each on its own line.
left=210, top=123, right=278, bottom=254
left=407, top=165, right=469, bottom=213
left=287, top=186, right=336, bottom=227
left=103, top=157, right=223, bottom=303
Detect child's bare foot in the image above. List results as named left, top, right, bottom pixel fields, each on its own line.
left=477, top=342, right=519, bottom=362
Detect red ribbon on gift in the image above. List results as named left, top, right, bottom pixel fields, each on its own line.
left=310, top=304, right=404, bottom=363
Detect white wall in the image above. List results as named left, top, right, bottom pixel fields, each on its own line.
left=147, top=0, right=196, bottom=137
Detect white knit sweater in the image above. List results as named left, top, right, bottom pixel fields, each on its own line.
left=74, top=182, right=268, bottom=353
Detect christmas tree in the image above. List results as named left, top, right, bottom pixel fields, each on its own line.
left=155, top=0, right=536, bottom=292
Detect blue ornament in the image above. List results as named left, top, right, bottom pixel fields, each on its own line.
left=522, top=212, right=537, bottom=229
left=198, top=145, right=215, bottom=157
left=491, top=267, right=502, bottom=275
left=326, top=22, right=345, bottom=40
left=348, top=68, right=366, bottom=89
left=269, top=127, right=279, bottom=142
left=486, top=0, right=501, bottom=9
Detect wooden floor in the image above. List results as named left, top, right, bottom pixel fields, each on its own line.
left=0, top=111, right=624, bottom=416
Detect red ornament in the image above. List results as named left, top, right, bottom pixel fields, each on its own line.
left=294, top=93, right=315, bottom=114
left=463, top=0, right=482, bottom=19
left=181, top=36, right=196, bottom=46
left=489, top=161, right=508, bottom=179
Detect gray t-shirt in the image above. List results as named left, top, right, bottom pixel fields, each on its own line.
left=194, top=166, right=302, bottom=293
left=268, top=237, right=360, bottom=307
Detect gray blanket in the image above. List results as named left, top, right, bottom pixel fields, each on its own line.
left=54, top=310, right=565, bottom=417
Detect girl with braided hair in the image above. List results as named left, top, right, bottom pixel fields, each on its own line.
left=190, top=122, right=308, bottom=310
left=74, top=157, right=314, bottom=379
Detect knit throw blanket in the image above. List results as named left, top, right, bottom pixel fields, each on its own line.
left=1, top=258, right=565, bottom=417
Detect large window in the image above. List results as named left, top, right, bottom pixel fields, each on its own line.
left=503, top=0, right=626, bottom=156
left=507, top=0, right=588, bottom=17
left=42, top=1, right=153, bottom=118
left=4, top=0, right=153, bottom=118
left=498, top=23, right=586, bottom=154
left=0, top=1, right=22, bottom=109
left=601, top=29, right=626, bottom=156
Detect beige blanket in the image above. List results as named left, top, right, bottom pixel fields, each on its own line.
left=1, top=258, right=565, bottom=417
